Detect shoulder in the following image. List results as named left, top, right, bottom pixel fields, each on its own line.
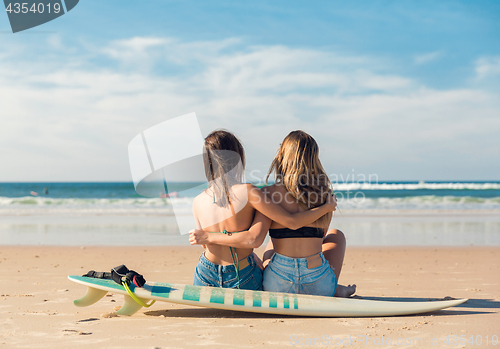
left=237, top=184, right=270, bottom=201
left=246, top=184, right=286, bottom=196
left=231, top=183, right=254, bottom=194
left=242, top=183, right=277, bottom=193
left=193, top=192, right=207, bottom=208
left=239, top=183, right=258, bottom=193
left=264, top=183, right=286, bottom=194
left=226, top=183, right=256, bottom=199
left=194, top=192, right=205, bottom=202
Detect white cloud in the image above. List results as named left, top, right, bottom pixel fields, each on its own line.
left=475, top=56, right=500, bottom=79
left=413, top=51, right=443, bottom=65
left=0, top=37, right=499, bottom=181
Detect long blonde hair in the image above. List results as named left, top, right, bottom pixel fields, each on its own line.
left=266, top=130, right=331, bottom=226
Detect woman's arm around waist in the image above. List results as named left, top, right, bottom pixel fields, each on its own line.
left=189, top=211, right=271, bottom=249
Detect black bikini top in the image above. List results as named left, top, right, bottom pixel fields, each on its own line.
left=269, top=226, right=324, bottom=239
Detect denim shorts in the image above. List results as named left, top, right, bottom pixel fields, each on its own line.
left=193, top=252, right=263, bottom=290
left=263, top=252, right=337, bottom=297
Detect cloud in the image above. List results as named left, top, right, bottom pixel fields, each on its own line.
left=0, top=36, right=499, bottom=181
left=413, top=51, right=443, bottom=65
left=475, top=56, right=500, bottom=79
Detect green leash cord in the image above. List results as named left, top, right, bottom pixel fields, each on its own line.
left=121, top=277, right=156, bottom=308
left=211, top=192, right=241, bottom=288
left=229, top=247, right=240, bottom=289
left=212, top=229, right=241, bottom=289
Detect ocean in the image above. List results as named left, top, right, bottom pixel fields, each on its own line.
left=1, top=181, right=499, bottom=246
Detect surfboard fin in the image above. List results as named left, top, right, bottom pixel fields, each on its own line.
left=74, top=287, right=108, bottom=307
left=115, top=294, right=147, bottom=316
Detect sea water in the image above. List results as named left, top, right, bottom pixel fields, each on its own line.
left=1, top=181, right=499, bottom=246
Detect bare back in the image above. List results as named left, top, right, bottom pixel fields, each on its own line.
left=193, top=183, right=255, bottom=265
left=265, top=184, right=332, bottom=258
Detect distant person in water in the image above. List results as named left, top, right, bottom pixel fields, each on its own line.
left=43, top=187, right=48, bottom=195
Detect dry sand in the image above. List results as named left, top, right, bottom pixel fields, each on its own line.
left=0, top=245, right=499, bottom=348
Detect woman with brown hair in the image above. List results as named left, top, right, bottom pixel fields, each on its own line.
left=190, top=130, right=338, bottom=290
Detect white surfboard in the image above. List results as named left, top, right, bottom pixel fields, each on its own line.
left=69, top=275, right=467, bottom=317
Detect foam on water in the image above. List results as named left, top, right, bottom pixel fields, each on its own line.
left=339, top=195, right=500, bottom=210
left=1, top=182, right=499, bottom=246
left=332, top=182, right=500, bottom=191
left=1, top=194, right=500, bottom=215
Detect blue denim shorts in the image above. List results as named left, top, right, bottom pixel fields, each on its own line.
left=193, top=252, right=263, bottom=290
left=263, top=252, right=337, bottom=297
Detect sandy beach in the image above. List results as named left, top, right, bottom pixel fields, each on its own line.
left=2, top=0, right=499, bottom=347
left=1, top=245, right=498, bottom=348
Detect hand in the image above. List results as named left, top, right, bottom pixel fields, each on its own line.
left=189, top=229, right=210, bottom=245
left=252, top=252, right=265, bottom=271
left=326, top=191, right=338, bottom=211
left=262, top=259, right=270, bottom=270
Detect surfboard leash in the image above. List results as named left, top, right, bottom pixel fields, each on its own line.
left=82, top=264, right=156, bottom=308
left=217, top=229, right=241, bottom=289
left=121, top=278, right=156, bottom=308
left=229, top=246, right=240, bottom=289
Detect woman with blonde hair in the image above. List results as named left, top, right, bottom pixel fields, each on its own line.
left=261, top=130, right=355, bottom=297
left=189, top=130, right=338, bottom=290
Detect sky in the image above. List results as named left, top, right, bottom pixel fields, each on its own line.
left=0, top=0, right=499, bottom=182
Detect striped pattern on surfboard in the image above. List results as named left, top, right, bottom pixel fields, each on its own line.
left=68, top=275, right=467, bottom=317
left=152, top=283, right=299, bottom=309
left=69, top=275, right=298, bottom=310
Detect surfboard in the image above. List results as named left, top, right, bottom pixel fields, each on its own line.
left=68, top=275, right=467, bottom=317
